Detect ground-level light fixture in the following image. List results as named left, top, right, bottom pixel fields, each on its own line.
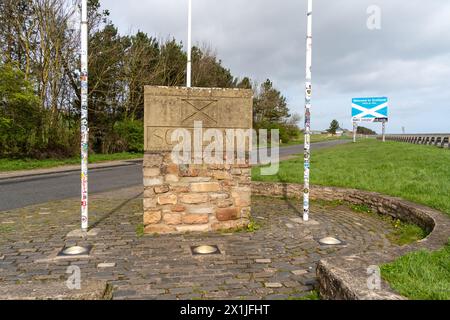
left=318, top=237, right=344, bottom=246
left=58, top=245, right=92, bottom=257
left=191, top=245, right=221, bottom=256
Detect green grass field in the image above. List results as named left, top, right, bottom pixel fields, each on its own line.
left=253, top=139, right=450, bottom=217
left=253, top=139, right=450, bottom=300
left=0, top=152, right=143, bottom=172
left=381, top=241, right=450, bottom=300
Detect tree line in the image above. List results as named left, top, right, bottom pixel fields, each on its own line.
left=0, top=0, right=300, bottom=159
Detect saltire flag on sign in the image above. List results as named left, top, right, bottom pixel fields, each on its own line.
left=352, top=97, right=388, bottom=122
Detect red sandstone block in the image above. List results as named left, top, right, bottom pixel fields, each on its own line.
left=216, top=207, right=239, bottom=221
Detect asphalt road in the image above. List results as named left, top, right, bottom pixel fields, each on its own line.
left=0, top=139, right=349, bottom=211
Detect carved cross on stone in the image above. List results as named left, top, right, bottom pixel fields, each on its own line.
left=181, top=99, right=218, bottom=127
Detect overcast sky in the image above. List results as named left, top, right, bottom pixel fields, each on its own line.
left=102, top=0, right=450, bottom=133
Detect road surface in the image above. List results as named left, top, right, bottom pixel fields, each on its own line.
left=0, top=139, right=349, bottom=211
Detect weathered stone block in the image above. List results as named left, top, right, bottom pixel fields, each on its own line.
left=176, top=225, right=210, bottom=233
left=182, top=213, right=209, bottom=225
left=209, top=193, right=230, bottom=200
left=157, top=194, right=177, bottom=205
left=165, top=174, right=179, bottom=183
left=171, top=205, right=186, bottom=213
left=180, top=193, right=209, bottom=204
left=163, top=213, right=182, bottom=225
left=144, top=224, right=176, bottom=234
left=144, top=154, right=163, bottom=167
left=186, top=205, right=214, bottom=214
left=166, top=163, right=179, bottom=174
left=231, top=168, right=242, bottom=175
left=144, top=210, right=162, bottom=225
left=143, top=198, right=157, bottom=209
left=232, top=189, right=251, bottom=207
left=216, top=207, right=239, bottom=221
left=180, top=177, right=212, bottom=183
left=144, top=167, right=161, bottom=177
left=170, top=184, right=190, bottom=193
left=217, top=200, right=233, bottom=208
left=154, top=185, right=170, bottom=194
left=179, top=165, right=200, bottom=177
left=144, top=187, right=155, bottom=198
left=212, top=171, right=232, bottom=180
left=190, top=182, right=221, bottom=193
left=144, top=177, right=164, bottom=187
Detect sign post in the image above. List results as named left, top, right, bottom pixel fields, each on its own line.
left=352, top=120, right=357, bottom=143
left=303, top=0, right=313, bottom=222
left=80, top=0, right=89, bottom=232
left=352, top=97, right=388, bottom=141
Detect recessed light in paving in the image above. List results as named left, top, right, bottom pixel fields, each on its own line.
left=318, top=237, right=344, bottom=246
left=191, top=245, right=221, bottom=255
left=58, top=245, right=92, bottom=257
left=97, top=262, right=116, bottom=268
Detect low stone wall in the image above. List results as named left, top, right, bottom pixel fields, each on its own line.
left=252, top=181, right=450, bottom=300
left=382, top=134, right=450, bottom=149
left=143, top=153, right=251, bottom=234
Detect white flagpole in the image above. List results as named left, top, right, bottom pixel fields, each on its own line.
left=303, top=0, right=313, bottom=222
left=80, top=0, right=89, bottom=231
left=187, top=0, right=192, bottom=87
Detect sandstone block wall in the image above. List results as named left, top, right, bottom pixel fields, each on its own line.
left=143, top=154, right=251, bottom=234
left=143, top=86, right=253, bottom=234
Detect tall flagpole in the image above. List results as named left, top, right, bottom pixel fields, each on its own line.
left=80, top=0, right=89, bottom=231
left=303, top=0, right=313, bottom=222
left=187, top=0, right=192, bottom=87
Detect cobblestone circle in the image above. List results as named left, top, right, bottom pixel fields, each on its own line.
left=0, top=186, right=401, bottom=300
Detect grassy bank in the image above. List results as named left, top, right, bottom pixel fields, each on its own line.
left=381, top=241, right=450, bottom=300
left=253, top=139, right=450, bottom=217
left=0, top=152, right=143, bottom=172
left=252, top=139, right=450, bottom=300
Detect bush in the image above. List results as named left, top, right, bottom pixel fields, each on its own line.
left=0, top=63, right=42, bottom=157
left=113, top=119, right=144, bottom=153
left=254, top=121, right=301, bottom=144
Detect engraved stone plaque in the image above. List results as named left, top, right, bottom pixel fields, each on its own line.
left=144, top=86, right=253, bottom=151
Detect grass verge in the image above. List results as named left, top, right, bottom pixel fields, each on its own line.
left=381, top=241, right=450, bottom=300
left=349, top=203, right=426, bottom=245
left=253, top=139, right=450, bottom=217
left=0, top=152, right=143, bottom=172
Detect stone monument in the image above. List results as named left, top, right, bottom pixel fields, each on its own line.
left=143, top=86, right=253, bottom=234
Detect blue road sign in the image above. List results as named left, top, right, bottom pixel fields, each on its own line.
left=352, top=97, right=388, bottom=122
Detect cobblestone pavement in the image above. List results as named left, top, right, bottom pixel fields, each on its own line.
left=0, top=186, right=399, bottom=300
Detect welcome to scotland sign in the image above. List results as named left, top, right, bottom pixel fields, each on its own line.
left=352, top=97, right=388, bottom=122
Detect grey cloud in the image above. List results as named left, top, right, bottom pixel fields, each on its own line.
left=102, top=0, right=450, bottom=133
